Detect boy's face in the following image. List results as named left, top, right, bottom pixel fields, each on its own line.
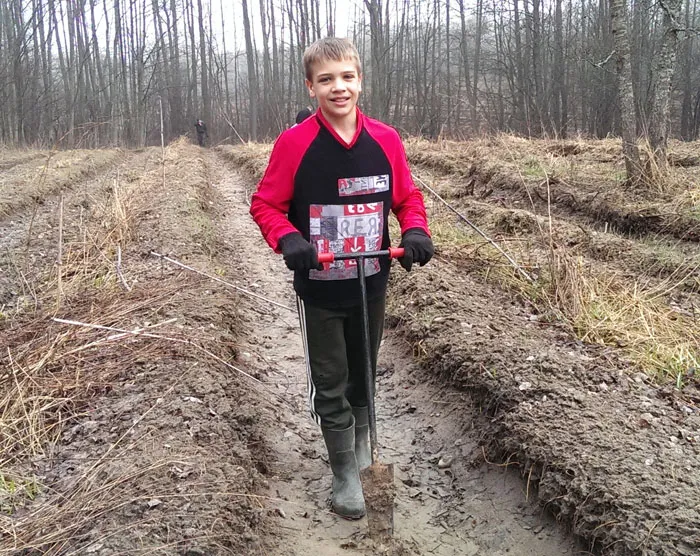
left=305, top=58, right=362, bottom=125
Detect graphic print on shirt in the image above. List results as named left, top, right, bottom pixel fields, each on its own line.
left=309, top=202, right=384, bottom=281
left=337, top=174, right=390, bottom=197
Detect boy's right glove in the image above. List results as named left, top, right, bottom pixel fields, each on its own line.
left=278, top=232, right=323, bottom=271
left=398, top=228, right=434, bottom=272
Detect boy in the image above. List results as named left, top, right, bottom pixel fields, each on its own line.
left=250, top=37, right=433, bottom=519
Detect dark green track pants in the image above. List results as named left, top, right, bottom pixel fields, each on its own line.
left=296, top=295, right=386, bottom=430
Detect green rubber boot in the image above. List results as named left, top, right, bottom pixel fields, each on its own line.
left=352, top=406, right=371, bottom=471
left=321, top=419, right=366, bottom=519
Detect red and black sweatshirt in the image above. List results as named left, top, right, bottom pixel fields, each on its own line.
left=250, top=108, right=430, bottom=309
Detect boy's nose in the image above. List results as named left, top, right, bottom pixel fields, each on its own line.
left=332, top=78, right=346, bottom=90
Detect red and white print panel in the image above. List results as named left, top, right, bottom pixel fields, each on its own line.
left=337, top=174, right=390, bottom=197
left=309, top=202, right=384, bottom=281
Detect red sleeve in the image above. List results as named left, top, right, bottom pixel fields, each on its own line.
left=387, top=131, right=430, bottom=236
left=249, top=122, right=318, bottom=251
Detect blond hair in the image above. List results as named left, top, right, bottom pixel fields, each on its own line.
left=303, top=37, right=362, bottom=81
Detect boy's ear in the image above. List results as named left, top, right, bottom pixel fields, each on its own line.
left=305, top=78, right=315, bottom=98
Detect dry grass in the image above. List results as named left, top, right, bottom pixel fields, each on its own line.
left=543, top=252, right=699, bottom=383
left=216, top=143, right=272, bottom=182
left=0, top=282, right=229, bottom=551
left=0, top=148, right=123, bottom=219
left=0, top=290, right=165, bottom=506
left=0, top=138, right=234, bottom=549
left=432, top=215, right=699, bottom=383
left=0, top=148, right=46, bottom=171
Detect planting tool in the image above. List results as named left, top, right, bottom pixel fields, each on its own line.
left=317, top=247, right=403, bottom=541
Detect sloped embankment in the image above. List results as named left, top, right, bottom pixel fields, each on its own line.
left=0, top=139, right=268, bottom=553
left=387, top=264, right=700, bottom=555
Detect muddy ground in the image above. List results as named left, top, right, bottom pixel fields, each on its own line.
left=0, top=138, right=698, bottom=555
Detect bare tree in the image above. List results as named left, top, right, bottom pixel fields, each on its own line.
left=647, top=0, right=683, bottom=161
left=680, top=0, right=698, bottom=140
left=364, top=0, right=390, bottom=119
left=242, top=0, right=258, bottom=140
left=611, top=0, right=642, bottom=183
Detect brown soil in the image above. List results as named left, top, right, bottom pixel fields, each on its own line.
left=360, top=462, right=395, bottom=541
left=1, top=139, right=697, bottom=555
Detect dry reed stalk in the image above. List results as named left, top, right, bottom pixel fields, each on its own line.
left=116, top=246, right=131, bottom=291
left=543, top=251, right=699, bottom=380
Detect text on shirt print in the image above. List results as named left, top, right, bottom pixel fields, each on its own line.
left=337, top=174, right=390, bottom=197
left=308, top=202, right=384, bottom=281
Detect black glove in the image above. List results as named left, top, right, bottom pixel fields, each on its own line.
left=398, top=228, right=434, bottom=272
left=278, top=232, right=323, bottom=271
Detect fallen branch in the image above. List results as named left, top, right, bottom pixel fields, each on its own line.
left=51, top=317, right=294, bottom=409
left=150, top=251, right=294, bottom=313
left=412, top=172, right=534, bottom=283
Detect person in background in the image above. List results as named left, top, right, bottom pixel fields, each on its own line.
left=249, top=37, right=433, bottom=520
left=194, top=119, right=208, bottom=147
left=294, top=106, right=314, bottom=126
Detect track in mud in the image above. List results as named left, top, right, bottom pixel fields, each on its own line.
left=210, top=153, right=581, bottom=555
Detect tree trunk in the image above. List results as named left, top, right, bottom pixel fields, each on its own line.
left=197, top=0, right=210, bottom=127
left=242, top=0, right=258, bottom=140
left=364, top=0, right=390, bottom=120
left=647, top=0, right=683, bottom=161
left=472, top=0, right=483, bottom=133
left=680, top=0, right=695, bottom=140
left=513, top=0, right=526, bottom=133
left=610, top=0, right=642, bottom=183
left=457, top=0, right=471, bottom=133
left=553, top=0, right=566, bottom=137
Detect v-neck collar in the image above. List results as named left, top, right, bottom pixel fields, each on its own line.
left=315, top=107, right=364, bottom=149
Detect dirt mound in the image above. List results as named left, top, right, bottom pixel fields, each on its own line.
left=406, top=137, right=700, bottom=243
left=0, top=140, right=267, bottom=554
left=0, top=148, right=123, bottom=219
left=387, top=265, right=700, bottom=555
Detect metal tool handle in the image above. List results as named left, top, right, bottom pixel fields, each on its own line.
left=317, top=247, right=404, bottom=264
left=316, top=247, right=404, bottom=465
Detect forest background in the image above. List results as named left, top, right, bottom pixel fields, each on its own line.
left=0, top=0, right=697, bottom=151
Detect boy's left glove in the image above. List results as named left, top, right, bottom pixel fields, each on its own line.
left=398, top=228, right=434, bottom=272
left=278, top=232, right=323, bottom=271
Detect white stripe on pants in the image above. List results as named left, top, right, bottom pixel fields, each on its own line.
left=296, top=296, right=321, bottom=425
